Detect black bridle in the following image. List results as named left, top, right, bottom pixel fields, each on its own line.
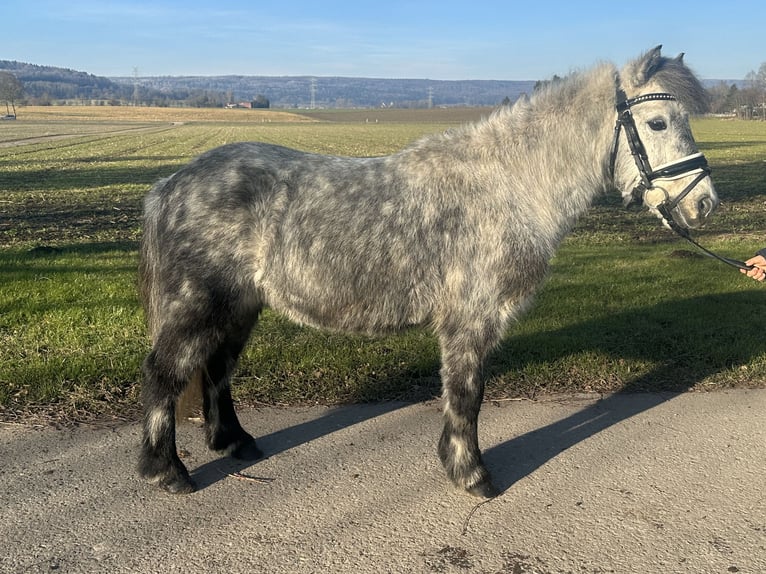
left=610, top=90, right=752, bottom=271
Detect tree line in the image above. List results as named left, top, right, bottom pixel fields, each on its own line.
left=707, top=62, right=766, bottom=118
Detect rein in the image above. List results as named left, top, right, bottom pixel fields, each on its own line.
left=610, top=90, right=753, bottom=271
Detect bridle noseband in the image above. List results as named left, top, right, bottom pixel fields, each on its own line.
left=610, top=90, right=752, bottom=271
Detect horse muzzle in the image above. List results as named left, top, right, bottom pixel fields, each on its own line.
left=636, top=152, right=719, bottom=230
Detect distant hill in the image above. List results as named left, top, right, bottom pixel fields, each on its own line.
left=1, top=60, right=742, bottom=110
left=0, top=60, right=133, bottom=103
left=1, top=60, right=534, bottom=108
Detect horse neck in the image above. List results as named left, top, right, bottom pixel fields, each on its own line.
left=488, top=64, right=619, bottom=216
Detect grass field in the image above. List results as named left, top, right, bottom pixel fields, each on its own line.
left=2, top=106, right=766, bottom=423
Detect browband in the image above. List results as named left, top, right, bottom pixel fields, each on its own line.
left=616, top=92, right=677, bottom=112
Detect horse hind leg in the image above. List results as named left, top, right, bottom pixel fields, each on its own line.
left=436, top=323, right=501, bottom=498
left=200, top=311, right=263, bottom=461
left=138, top=303, right=262, bottom=494
left=138, top=337, right=198, bottom=494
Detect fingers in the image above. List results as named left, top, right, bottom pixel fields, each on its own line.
left=741, top=254, right=766, bottom=281
left=744, top=255, right=766, bottom=267
left=742, top=265, right=766, bottom=281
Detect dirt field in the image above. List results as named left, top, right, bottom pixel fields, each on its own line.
left=10, top=105, right=316, bottom=123
left=295, top=106, right=497, bottom=123
left=8, top=105, right=496, bottom=125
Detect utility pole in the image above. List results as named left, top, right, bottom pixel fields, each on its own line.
left=132, top=67, right=140, bottom=107
left=427, top=86, right=433, bottom=109
left=310, top=78, right=317, bottom=110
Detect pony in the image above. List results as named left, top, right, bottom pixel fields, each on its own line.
left=137, top=46, right=718, bottom=497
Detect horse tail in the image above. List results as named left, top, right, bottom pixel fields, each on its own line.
left=138, top=177, right=169, bottom=342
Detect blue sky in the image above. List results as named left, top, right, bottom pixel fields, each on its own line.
left=3, top=1, right=764, bottom=80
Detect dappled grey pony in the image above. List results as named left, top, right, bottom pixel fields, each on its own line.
left=138, top=46, right=718, bottom=497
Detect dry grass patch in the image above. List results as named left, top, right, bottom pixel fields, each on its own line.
left=14, top=105, right=317, bottom=124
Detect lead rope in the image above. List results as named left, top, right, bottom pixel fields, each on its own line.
left=656, top=203, right=754, bottom=271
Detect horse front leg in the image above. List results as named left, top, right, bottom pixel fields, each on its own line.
left=437, top=327, right=499, bottom=498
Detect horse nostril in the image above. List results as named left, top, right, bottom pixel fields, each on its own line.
left=698, top=197, right=716, bottom=217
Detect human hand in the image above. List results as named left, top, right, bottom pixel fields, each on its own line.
left=741, top=254, right=766, bottom=281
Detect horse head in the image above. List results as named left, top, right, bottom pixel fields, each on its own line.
left=611, top=45, right=719, bottom=230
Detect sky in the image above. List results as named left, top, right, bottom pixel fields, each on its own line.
left=2, top=1, right=765, bottom=81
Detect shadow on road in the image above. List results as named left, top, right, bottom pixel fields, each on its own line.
left=190, top=402, right=407, bottom=490
left=483, top=391, right=677, bottom=495
left=483, top=289, right=766, bottom=494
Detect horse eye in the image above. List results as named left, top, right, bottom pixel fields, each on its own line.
left=648, top=118, right=667, bottom=131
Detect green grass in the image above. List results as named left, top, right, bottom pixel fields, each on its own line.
left=1, top=109, right=766, bottom=422
left=0, top=244, right=144, bottom=418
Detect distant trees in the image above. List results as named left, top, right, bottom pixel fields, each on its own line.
left=7, top=58, right=766, bottom=116
left=708, top=62, right=766, bottom=119
left=0, top=71, right=23, bottom=116
left=185, top=90, right=225, bottom=108
left=533, top=75, right=563, bottom=92
left=744, top=62, right=766, bottom=120
left=251, top=94, right=270, bottom=108
left=746, top=62, right=766, bottom=93
left=0, top=60, right=134, bottom=104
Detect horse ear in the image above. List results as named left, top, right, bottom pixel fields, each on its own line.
left=640, top=45, right=664, bottom=81
left=624, top=45, right=664, bottom=87
left=676, top=52, right=685, bottom=63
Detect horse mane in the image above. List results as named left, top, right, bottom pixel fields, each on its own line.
left=464, top=62, right=617, bottom=137
left=470, top=61, right=618, bottom=165
left=525, top=63, right=617, bottom=114
left=496, top=46, right=708, bottom=122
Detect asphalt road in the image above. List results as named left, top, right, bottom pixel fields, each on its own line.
left=1, top=390, right=764, bottom=573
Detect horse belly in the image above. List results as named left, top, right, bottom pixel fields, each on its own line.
left=259, top=257, right=431, bottom=334
left=256, top=212, right=435, bottom=335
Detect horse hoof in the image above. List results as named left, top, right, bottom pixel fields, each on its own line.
left=161, top=475, right=196, bottom=494
left=208, top=427, right=262, bottom=460
left=139, top=454, right=195, bottom=494
left=467, top=478, right=499, bottom=499
left=230, top=436, right=263, bottom=461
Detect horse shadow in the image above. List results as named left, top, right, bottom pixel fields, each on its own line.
left=189, top=402, right=408, bottom=490
left=189, top=289, right=765, bottom=494
left=483, top=289, right=766, bottom=494
left=482, top=388, right=681, bottom=495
